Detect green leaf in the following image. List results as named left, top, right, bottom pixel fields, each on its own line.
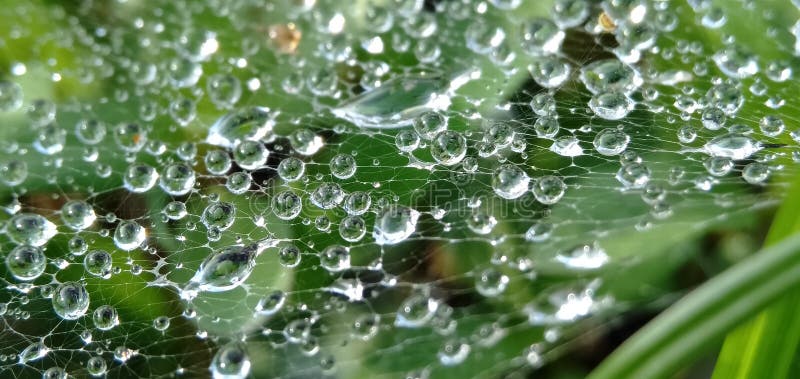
left=586, top=232, right=800, bottom=379
left=710, top=176, right=800, bottom=379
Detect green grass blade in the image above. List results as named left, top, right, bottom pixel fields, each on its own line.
left=586, top=232, right=800, bottom=379
left=711, top=177, right=800, bottom=379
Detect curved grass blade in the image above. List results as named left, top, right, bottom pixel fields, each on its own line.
left=586, top=232, right=800, bottom=379
left=711, top=176, right=800, bottom=379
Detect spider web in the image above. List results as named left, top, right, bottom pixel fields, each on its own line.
left=0, top=0, right=797, bottom=378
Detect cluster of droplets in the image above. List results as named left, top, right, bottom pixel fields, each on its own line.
left=1, top=0, right=799, bottom=377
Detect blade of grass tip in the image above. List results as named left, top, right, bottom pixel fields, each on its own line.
left=711, top=175, right=800, bottom=379
left=586, top=231, right=800, bottom=379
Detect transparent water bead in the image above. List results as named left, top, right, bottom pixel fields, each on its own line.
left=713, top=46, right=758, bottom=79
left=330, top=154, right=357, bottom=179
left=332, top=74, right=469, bottom=129
left=528, top=56, right=572, bottom=88
left=311, top=182, right=345, bottom=209
left=206, top=107, right=274, bottom=149
left=255, top=290, right=286, bottom=316
left=525, top=286, right=602, bottom=325
left=277, top=157, right=306, bottom=181
left=319, top=244, right=351, bottom=272
left=93, top=305, right=119, bottom=330
left=86, top=356, right=107, bottom=377
left=492, top=164, right=530, bottom=200
left=395, top=294, right=438, bottom=328
left=555, top=243, right=609, bottom=270
left=704, top=133, right=762, bottom=160
left=34, top=124, right=66, bottom=155
left=593, top=128, right=630, bottom=156
left=6, top=245, right=47, bottom=281
left=159, top=163, right=196, bottom=196
left=531, top=176, right=567, bottom=205
left=0, top=160, right=28, bottom=186
left=210, top=343, right=251, bottom=379
left=550, top=136, right=584, bottom=157
left=272, top=190, right=303, bottom=220
left=589, top=92, right=634, bottom=120
left=184, top=239, right=276, bottom=297
left=233, top=140, right=268, bottom=170
left=430, top=130, right=467, bottom=166
left=84, top=250, right=112, bottom=278
left=42, top=367, right=68, bottom=379
left=123, top=164, right=159, bottom=193
left=520, top=18, right=565, bottom=56
left=52, top=282, right=90, bottom=320
left=201, top=202, right=236, bottom=231
left=373, top=205, right=420, bottom=245
left=0, top=80, right=23, bottom=111
left=580, top=59, right=643, bottom=95
left=114, top=220, right=146, bottom=251
left=475, top=268, right=509, bottom=297
left=438, top=340, right=471, bottom=366
left=289, top=128, right=323, bottom=156
left=19, top=341, right=48, bottom=364
left=7, top=213, right=57, bottom=247
left=60, top=200, right=96, bottom=230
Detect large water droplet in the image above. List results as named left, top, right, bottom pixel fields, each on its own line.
left=373, top=206, right=420, bottom=245
left=114, top=221, right=146, bottom=251
left=7, top=213, right=57, bottom=247
left=704, top=133, right=762, bottom=160
left=6, top=245, right=47, bottom=281
left=206, top=107, right=274, bottom=149
left=52, top=282, right=90, bottom=320
left=185, top=240, right=275, bottom=296
left=493, top=164, right=530, bottom=200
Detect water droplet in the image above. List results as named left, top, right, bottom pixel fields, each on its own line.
left=589, top=92, right=634, bottom=120
left=123, top=164, right=159, bottom=193
left=339, top=216, right=367, bottom=242
left=19, top=341, right=48, bottom=364
left=6, top=245, right=47, bottom=281
left=7, top=213, right=57, bottom=247
left=84, top=250, right=112, bottom=278
left=207, top=107, right=273, bottom=149
left=52, top=282, right=90, bottom=320
left=159, top=163, right=196, bottom=196
left=233, top=140, right=268, bottom=170
left=556, top=243, right=609, bottom=270
left=319, top=245, right=351, bottom=272
left=373, top=206, right=420, bottom=245
left=201, top=202, right=236, bottom=231
left=528, top=56, right=571, bottom=88
left=279, top=245, right=302, bottom=268
left=92, top=305, right=119, bottom=330
left=187, top=240, right=274, bottom=295
left=277, top=157, right=305, bottom=181
left=289, top=129, right=323, bottom=156
left=475, top=268, right=509, bottom=297
left=430, top=130, right=467, bottom=166
left=86, top=356, right=107, bottom=377
left=493, top=164, right=530, bottom=200
left=311, top=182, right=345, bottom=209
left=580, top=59, right=643, bottom=94
left=344, top=191, right=372, bottom=215
left=532, top=176, right=566, bottom=204
left=704, top=133, right=762, bottom=160
left=396, top=294, right=438, bottom=328
left=114, top=221, right=146, bottom=251
left=330, top=154, right=357, bottom=179
left=520, top=19, right=565, bottom=56
left=272, top=191, right=302, bottom=220
left=0, top=81, right=23, bottom=111
left=0, top=160, right=28, bottom=186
